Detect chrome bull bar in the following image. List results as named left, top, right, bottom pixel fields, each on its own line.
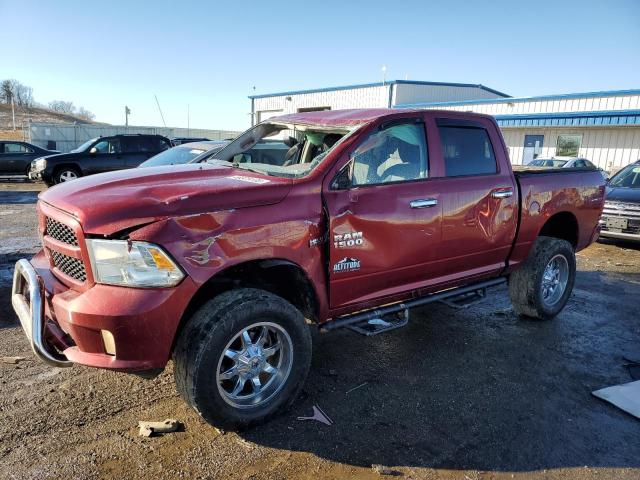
left=11, top=259, right=72, bottom=367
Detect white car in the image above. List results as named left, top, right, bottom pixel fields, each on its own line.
left=528, top=156, right=596, bottom=169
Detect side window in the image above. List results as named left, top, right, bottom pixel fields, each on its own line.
left=93, top=138, right=120, bottom=154
left=149, top=137, right=170, bottom=152
left=438, top=126, right=497, bottom=177
left=4, top=143, right=32, bottom=153
left=349, top=122, right=428, bottom=186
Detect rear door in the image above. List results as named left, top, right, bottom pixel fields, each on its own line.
left=432, top=116, right=518, bottom=281
left=121, top=137, right=148, bottom=168
left=323, top=117, right=444, bottom=308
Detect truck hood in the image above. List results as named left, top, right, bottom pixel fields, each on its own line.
left=39, top=163, right=293, bottom=235
left=605, top=186, right=640, bottom=203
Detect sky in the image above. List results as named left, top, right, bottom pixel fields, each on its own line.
left=1, top=0, right=639, bottom=131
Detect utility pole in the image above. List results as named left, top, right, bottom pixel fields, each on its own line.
left=11, top=95, right=16, bottom=130
left=187, top=104, right=190, bottom=136
left=381, top=65, right=387, bottom=86
left=154, top=94, right=167, bottom=128
left=125, top=106, right=131, bottom=126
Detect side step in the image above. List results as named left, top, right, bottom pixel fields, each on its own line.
left=348, top=309, right=409, bottom=336
left=439, top=287, right=487, bottom=309
left=322, top=277, right=506, bottom=334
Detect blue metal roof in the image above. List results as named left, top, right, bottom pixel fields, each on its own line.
left=248, top=80, right=510, bottom=99
left=394, top=88, right=640, bottom=109
left=494, top=109, right=640, bottom=128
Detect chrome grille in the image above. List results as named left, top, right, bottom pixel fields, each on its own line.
left=51, top=251, right=87, bottom=282
left=46, top=217, right=78, bottom=246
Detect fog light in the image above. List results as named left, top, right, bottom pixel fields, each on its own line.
left=101, top=330, right=116, bottom=356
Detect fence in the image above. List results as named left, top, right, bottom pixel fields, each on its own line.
left=27, top=122, right=242, bottom=152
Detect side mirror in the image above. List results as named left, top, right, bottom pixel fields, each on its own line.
left=89, top=147, right=97, bottom=154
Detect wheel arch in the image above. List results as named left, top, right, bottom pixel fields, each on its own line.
left=172, top=258, right=321, bottom=351
left=538, top=211, right=579, bottom=248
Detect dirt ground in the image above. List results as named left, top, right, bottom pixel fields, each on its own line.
left=1, top=180, right=639, bottom=480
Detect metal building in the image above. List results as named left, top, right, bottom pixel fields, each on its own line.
left=399, top=89, right=640, bottom=170
left=249, top=80, right=509, bottom=123
left=250, top=82, right=640, bottom=171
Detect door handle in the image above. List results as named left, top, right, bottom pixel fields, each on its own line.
left=410, top=198, right=438, bottom=209
left=491, top=188, right=514, bottom=199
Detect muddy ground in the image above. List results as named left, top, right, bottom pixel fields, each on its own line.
left=0, top=180, right=639, bottom=480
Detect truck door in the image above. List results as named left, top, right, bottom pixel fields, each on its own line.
left=432, top=117, right=518, bottom=281
left=87, top=137, right=125, bottom=174
left=323, top=118, right=443, bottom=309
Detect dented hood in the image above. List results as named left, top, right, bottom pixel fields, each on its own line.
left=39, top=163, right=292, bottom=235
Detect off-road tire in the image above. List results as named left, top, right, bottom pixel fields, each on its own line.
left=508, top=235, right=576, bottom=320
left=54, top=166, right=81, bottom=184
left=173, top=288, right=312, bottom=431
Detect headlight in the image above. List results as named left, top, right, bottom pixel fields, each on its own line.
left=86, top=239, right=184, bottom=287
left=32, top=158, right=47, bottom=172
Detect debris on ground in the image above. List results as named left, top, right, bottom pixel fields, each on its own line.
left=372, top=464, right=402, bottom=476
left=138, top=419, right=181, bottom=437
left=592, top=380, right=640, bottom=420
left=1, top=356, right=26, bottom=364
left=346, top=382, right=367, bottom=394
left=296, top=405, right=333, bottom=425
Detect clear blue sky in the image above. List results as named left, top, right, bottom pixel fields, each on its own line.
left=2, top=0, right=639, bottom=131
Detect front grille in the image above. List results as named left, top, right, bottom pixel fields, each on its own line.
left=46, top=217, right=78, bottom=246
left=51, top=251, right=87, bottom=282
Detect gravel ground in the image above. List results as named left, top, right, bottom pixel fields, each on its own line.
left=1, top=180, right=639, bottom=480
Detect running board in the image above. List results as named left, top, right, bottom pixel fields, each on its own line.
left=439, top=287, right=487, bottom=309
left=348, top=309, right=409, bottom=336
left=322, top=277, right=506, bottom=333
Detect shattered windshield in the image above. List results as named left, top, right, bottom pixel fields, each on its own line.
left=208, top=122, right=351, bottom=178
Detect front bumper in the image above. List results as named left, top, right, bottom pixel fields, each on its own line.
left=11, top=250, right=197, bottom=372
left=598, top=229, right=640, bottom=242
left=28, top=169, right=43, bottom=181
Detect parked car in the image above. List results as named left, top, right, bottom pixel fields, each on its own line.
left=0, top=141, right=58, bottom=176
left=528, top=156, right=607, bottom=181
left=138, top=141, right=229, bottom=167
left=208, top=139, right=290, bottom=166
left=171, top=137, right=210, bottom=146
left=12, top=108, right=605, bottom=431
left=599, top=160, right=640, bottom=242
left=29, top=134, right=172, bottom=185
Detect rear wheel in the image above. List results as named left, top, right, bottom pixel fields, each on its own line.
left=54, top=167, right=80, bottom=184
left=509, top=236, right=576, bottom=320
left=173, top=288, right=312, bottom=431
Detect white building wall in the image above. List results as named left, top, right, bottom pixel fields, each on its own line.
left=393, top=84, right=503, bottom=105
left=502, top=127, right=640, bottom=169
left=420, top=93, right=640, bottom=116
left=253, top=85, right=389, bottom=123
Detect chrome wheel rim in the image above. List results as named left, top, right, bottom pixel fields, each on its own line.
left=216, top=322, right=293, bottom=409
left=59, top=170, right=77, bottom=182
left=541, top=254, right=569, bottom=307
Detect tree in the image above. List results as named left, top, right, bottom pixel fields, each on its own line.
left=76, top=106, right=95, bottom=121
left=0, top=79, right=34, bottom=107
left=48, top=100, right=75, bottom=114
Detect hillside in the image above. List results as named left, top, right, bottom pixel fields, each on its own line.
left=0, top=103, right=103, bottom=140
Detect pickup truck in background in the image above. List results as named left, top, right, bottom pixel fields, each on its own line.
left=12, top=109, right=605, bottom=430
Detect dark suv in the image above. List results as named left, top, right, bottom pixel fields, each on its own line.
left=29, top=134, right=171, bottom=186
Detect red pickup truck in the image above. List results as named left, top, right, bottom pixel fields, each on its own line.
left=12, top=109, right=605, bottom=430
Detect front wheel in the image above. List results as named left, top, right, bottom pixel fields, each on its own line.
left=509, top=236, right=576, bottom=320
left=173, top=288, right=312, bottom=431
left=54, top=167, right=81, bottom=184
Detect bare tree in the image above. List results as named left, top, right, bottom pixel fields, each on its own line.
left=0, top=80, right=12, bottom=103
left=0, top=79, right=34, bottom=107
left=48, top=100, right=76, bottom=114
left=76, top=106, right=95, bottom=121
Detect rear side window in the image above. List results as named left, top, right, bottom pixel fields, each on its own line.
left=4, top=142, right=33, bottom=153
left=438, top=126, right=497, bottom=177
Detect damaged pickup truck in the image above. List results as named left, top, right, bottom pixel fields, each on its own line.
left=12, top=109, right=605, bottom=430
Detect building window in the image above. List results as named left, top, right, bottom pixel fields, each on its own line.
left=556, top=134, right=582, bottom=157
left=297, top=107, right=331, bottom=113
